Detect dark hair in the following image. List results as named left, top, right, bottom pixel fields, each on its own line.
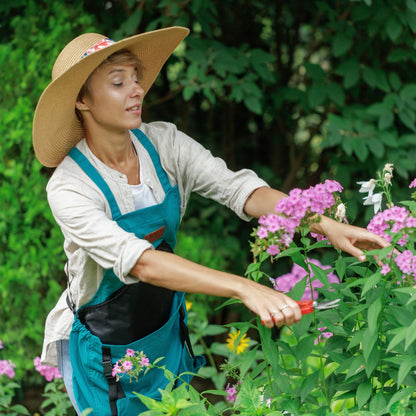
left=75, top=49, right=145, bottom=123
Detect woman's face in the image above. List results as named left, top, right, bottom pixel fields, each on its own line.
left=76, top=63, right=144, bottom=134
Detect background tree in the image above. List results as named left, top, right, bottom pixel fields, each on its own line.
left=0, top=0, right=415, bottom=392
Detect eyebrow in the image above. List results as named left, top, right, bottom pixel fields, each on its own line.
left=107, top=68, right=126, bottom=75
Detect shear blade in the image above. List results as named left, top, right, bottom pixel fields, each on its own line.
left=314, top=299, right=340, bottom=310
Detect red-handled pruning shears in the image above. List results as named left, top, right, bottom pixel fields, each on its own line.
left=296, top=299, right=340, bottom=315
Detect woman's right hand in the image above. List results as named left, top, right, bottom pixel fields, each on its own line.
left=237, top=280, right=302, bottom=328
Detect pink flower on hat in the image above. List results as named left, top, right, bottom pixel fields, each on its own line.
left=82, top=38, right=115, bottom=58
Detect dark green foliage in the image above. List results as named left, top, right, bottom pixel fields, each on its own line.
left=1, top=0, right=416, bottom=388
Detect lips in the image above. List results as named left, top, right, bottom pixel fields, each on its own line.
left=126, top=104, right=141, bottom=112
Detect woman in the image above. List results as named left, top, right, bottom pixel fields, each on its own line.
left=32, top=27, right=387, bottom=415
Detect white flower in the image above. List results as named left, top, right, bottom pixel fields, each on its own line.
left=383, top=163, right=394, bottom=174
left=335, top=203, right=346, bottom=222
left=357, top=179, right=376, bottom=197
left=384, top=172, right=392, bottom=185
left=363, top=192, right=382, bottom=214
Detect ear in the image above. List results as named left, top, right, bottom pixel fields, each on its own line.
left=75, top=99, right=89, bottom=111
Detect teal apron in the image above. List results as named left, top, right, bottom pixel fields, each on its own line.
left=67, top=129, right=205, bottom=415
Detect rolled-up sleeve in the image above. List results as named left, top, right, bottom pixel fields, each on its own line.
left=150, top=122, right=269, bottom=222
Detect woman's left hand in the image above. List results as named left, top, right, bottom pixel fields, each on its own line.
left=313, top=216, right=389, bottom=261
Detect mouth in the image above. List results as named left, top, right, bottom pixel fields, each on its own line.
left=126, top=105, right=141, bottom=112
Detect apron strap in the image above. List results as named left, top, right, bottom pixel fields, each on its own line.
left=68, top=147, right=122, bottom=219
left=179, top=305, right=196, bottom=359
left=102, top=346, right=125, bottom=416
left=131, top=129, right=172, bottom=194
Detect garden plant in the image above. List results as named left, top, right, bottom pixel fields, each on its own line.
left=122, top=164, right=416, bottom=415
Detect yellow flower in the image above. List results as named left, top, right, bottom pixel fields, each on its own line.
left=185, top=300, right=192, bottom=311
left=226, top=330, right=250, bottom=354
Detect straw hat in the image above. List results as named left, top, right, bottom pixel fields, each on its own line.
left=32, top=26, right=189, bottom=167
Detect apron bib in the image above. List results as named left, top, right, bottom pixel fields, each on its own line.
left=67, top=129, right=205, bottom=415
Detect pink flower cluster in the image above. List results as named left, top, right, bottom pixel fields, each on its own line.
left=367, top=206, right=416, bottom=246
left=0, top=359, right=15, bottom=379
left=367, top=204, right=416, bottom=280
left=225, top=382, right=238, bottom=402
left=112, top=349, right=149, bottom=381
left=34, top=356, right=62, bottom=382
left=256, top=180, right=343, bottom=255
left=270, top=258, right=340, bottom=300
left=395, top=250, right=416, bottom=279
left=314, top=327, right=333, bottom=345
left=409, top=178, right=416, bottom=188
left=0, top=339, right=15, bottom=379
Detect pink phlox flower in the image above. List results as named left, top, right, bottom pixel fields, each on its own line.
left=256, top=226, right=269, bottom=239
left=122, top=360, right=133, bottom=371
left=314, top=327, right=333, bottom=345
left=311, top=232, right=330, bottom=243
left=34, top=356, right=62, bottom=382
left=381, top=264, right=391, bottom=276
left=266, top=245, right=280, bottom=256
left=271, top=259, right=339, bottom=300
left=324, top=179, right=343, bottom=193
left=0, top=359, right=15, bottom=379
left=0, top=340, right=3, bottom=349
left=409, top=178, right=416, bottom=188
left=225, top=383, right=238, bottom=403
left=141, top=356, right=150, bottom=367
left=112, top=361, right=121, bottom=377
left=126, top=349, right=135, bottom=357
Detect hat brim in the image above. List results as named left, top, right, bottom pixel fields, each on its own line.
left=33, top=26, right=189, bottom=167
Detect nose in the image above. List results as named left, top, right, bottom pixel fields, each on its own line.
left=131, top=81, right=144, bottom=97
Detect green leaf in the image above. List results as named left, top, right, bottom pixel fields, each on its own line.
left=257, top=316, right=280, bottom=370
left=335, top=59, right=360, bottom=88
left=368, top=296, right=382, bottom=335
left=397, top=355, right=416, bottom=385
left=398, top=107, right=416, bottom=131
left=362, top=272, right=381, bottom=296
left=352, top=138, right=369, bottom=162
left=357, top=379, right=372, bottom=409
left=239, top=345, right=260, bottom=378
left=304, top=62, right=326, bottom=81
left=308, top=84, right=327, bottom=108
left=389, top=72, right=402, bottom=90
left=237, top=379, right=262, bottom=412
left=368, top=137, right=385, bottom=156
left=400, top=83, right=416, bottom=100
left=244, top=95, right=262, bottom=114
left=386, top=16, right=403, bottom=41
left=203, top=324, right=227, bottom=336
left=407, top=0, right=416, bottom=12
left=327, top=82, right=346, bottom=106
left=335, top=256, right=346, bottom=280
left=404, top=319, right=416, bottom=350
left=332, top=33, right=354, bottom=57
left=362, top=328, right=378, bottom=363
left=387, top=386, right=416, bottom=412
left=387, top=327, right=410, bottom=352
left=300, top=369, right=320, bottom=402
left=346, top=355, right=366, bottom=379
left=370, top=391, right=387, bottom=414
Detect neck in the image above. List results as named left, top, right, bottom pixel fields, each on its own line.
left=85, top=128, right=140, bottom=185
left=85, top=125, right=132, bottom=164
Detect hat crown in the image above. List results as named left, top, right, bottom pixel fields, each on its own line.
left=52, top=33, right=107, bottom=81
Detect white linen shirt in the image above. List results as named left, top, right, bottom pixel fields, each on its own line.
left=41, top=121, right=268, bottom=366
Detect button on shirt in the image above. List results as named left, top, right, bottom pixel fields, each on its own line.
left=41, top=121, right=269, bottom=366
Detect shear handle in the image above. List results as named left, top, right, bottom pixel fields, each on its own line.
left=296, top=300, right=314, bottom=315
